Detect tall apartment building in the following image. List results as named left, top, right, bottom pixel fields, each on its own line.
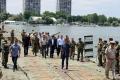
left=23, top=0, right=41, bottom=14
left=57, top=0, right=72, bottom=15
left=0, top=0, right=6, bottom=13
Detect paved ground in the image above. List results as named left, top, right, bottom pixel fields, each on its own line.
left=0, top=46, right=117, bottom=80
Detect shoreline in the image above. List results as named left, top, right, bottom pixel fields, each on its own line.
left=2, top=23, right=120, bottom=27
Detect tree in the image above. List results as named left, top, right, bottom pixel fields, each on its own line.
left=8, top=14, right=23, bottom=21
left=87, top=13, right=98, bottom=24
left=43, top=16, right=54, bottom=24
left=23, top=11, right=32, bottom=20
left=56, top=11, right=67, bottom=19
left=81, top=16, right=88, bottom=23
left=42, top=11, right=56, bottom=17
left=23, top=11, right=40, bottom=21
left=112, top=21, right=119, bottom=26
left=0, top=13, right=12, bottom=22
left=98, top=15, right=107, bottom=25
left=107, top=17, right=113, bottom=23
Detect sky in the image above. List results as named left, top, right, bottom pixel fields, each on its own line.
left=7, top=0, right=120, bottom=18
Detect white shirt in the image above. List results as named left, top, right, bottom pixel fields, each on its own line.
left=57, top=38, right=64, bottom=46
left=52, top=39, right=54, bottom=45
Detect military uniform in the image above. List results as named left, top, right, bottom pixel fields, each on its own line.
left=2, top=40, right=10, bottom=68
left=115, top=42, right=120, bottom=74
left=0, top=33, right=3, bottom=52
left=97, top=41, right=103, bottom=66
left=105, top=43, right=116, bottom=79
left=77, top=39, right=84, bottom=61
left=33, top=36, right=40, bottom=56
left=70, top=40, right=76, bottom=60
left=11, top=30, right=14, bottom=44
left=101, top=42, right=108, bottom=67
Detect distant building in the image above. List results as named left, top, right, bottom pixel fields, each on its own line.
left=57, top=0, right=72, bottom=15
left=23, top=0, right=41, bottom=15
left=0, top=0, right=6, bottom=13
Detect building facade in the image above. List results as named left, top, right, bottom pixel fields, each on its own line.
left=23, top=0, right=41, bottom=15
left=57, top=0, right=72, bottom=15
left=0, top=0, right=6, bottom=13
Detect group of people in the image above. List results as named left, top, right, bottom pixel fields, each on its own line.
left=1, top=28, right=120, bottom=79
left=97, top=38, right=120, bottom=80
left=0, top=28, right=21, bottom=72
left=21, top=30, right=85, bottom=69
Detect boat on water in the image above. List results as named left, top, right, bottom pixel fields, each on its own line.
left=3, top=20, right=27, bottom=25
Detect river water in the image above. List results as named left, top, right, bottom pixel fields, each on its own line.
left=4, top=24, right=120, bottom=57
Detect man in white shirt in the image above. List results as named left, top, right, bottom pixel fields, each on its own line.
left=105, top=41, right=116, bottom=80
left=57, top=35, right=64, bottom=57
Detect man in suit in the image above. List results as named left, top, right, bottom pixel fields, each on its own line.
left=23, top=33, right=30, bottom=57
left=50, top=36, right=55, bottom=58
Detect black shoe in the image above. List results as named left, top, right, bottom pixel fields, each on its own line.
left=62, top=67, right=63, bottom=69
left=4, top=66, right=9, bottom=69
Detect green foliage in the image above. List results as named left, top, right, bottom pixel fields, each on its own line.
left=98, top=15, right=107, bottom=25
left=0, top=11, right=120, bottom=26
left=112, top=21, right=119, bottom=26
left=0, top=13, right=12, bottom=22
left=42, top=11, right=56, bottom=17
left=42, top=16, right=54, bottom=24
left=8, top=13, right=23, bottom=21
left=67, top=16, right=82, bottom=23
left=23, top=11, right=40, bottom=20
left=56, top=11, right=68, bottom=19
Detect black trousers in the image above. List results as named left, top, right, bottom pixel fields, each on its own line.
left=57, top=45, right=61, bottom=56
left=62, top=55, right=69, bottom=69
left=98, top=54, right=103, bottom=66
left=2, top=53, right=9, bottom=67
left=116, top=52, right=119, bottom=74
left=12, top=56, right=18, bottom=70
left=46, top=44, right=49, bottom=56
left=116, top=58, right=119, bottom=74
left=24, top=46, right=29, bottom=56
left=77, top=49, right=83, bottom=61
left=50, top=46, right=55, bottom=58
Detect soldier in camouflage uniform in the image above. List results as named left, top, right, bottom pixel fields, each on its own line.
left=115, top=41, right=120, bottom=74
left=70, top=38, right=76, bottom=60
left=10, top=30, right=15, bottom=44
left=2, top=39, right=10, bottom=69
left=0, top=28, right=3, bottom=52
left=97, top=38, right=103, bottom=66
left=76, top=38, right=84, bottom=62
left=101, top=40, right=108, bottom=67
left=33, top=34, right=40, bottom=56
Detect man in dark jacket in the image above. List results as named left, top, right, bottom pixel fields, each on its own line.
left=23, top=33, right=30, bottom=57
left=61, top=37, right=70, bottom=70
left=49, top=36, right=55, bottom=58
